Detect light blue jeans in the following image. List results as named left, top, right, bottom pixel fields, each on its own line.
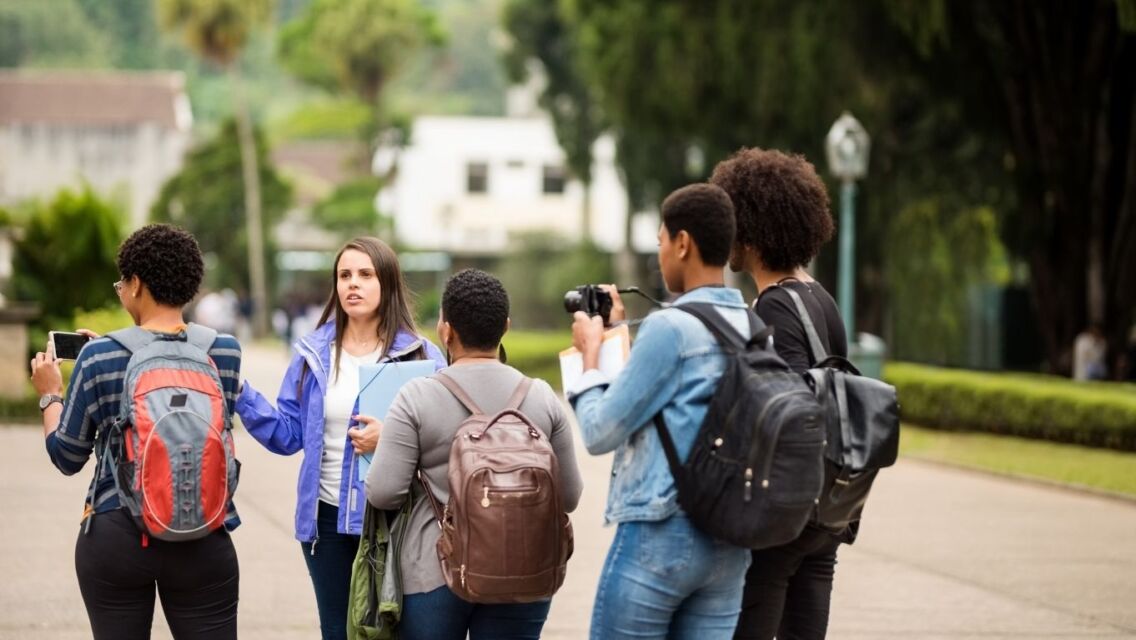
left=590, top=514, right=751, bottom=639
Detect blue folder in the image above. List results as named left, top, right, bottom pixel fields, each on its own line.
left=355, top=360, right=437, bottom=478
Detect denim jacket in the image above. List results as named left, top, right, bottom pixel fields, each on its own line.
left=569, top=286, right=751, bottom=525
left=235, top=321, right=445, bottom=542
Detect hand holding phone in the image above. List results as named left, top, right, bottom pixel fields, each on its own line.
left=49, top=331, right=92, bottom=360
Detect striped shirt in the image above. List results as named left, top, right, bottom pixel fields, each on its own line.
left=45, top=329, right=242, bottom=522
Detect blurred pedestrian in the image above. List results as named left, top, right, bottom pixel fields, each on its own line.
left=1073, top=324, right=1108, bottom=381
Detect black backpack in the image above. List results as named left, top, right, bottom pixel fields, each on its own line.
left=653, top=303, right=827, bottom=550
left=777, top=286, right=900, bottom=532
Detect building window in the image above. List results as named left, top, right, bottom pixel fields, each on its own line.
left=542, top=165, right=566, bottom=194
left=467, top=161, right=488, bottom=194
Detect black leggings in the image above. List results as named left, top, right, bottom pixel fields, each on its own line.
left=75, top=508, right=239, bottom=640
left=734, top=526, right=842, bottom=640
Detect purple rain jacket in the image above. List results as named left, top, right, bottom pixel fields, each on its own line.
left=236, top=321, right=445, bottom=542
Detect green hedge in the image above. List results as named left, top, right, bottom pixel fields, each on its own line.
left=420, top=329, right=570, bottom=390
left=885, top=363, right=1136, bottom=451
left=503, top=330, right=571, bottom=388
left=0, top=392, right=40, bottom=423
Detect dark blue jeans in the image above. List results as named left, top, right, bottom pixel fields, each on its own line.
left=299, top=501, right=360, bottom=640
left=400, top=586, right=551, bottom=640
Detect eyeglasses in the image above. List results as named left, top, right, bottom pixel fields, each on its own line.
left=113, top=279, right=125, bottom=294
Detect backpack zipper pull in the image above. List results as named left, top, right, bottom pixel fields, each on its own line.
left=460, top=564, right=467, bottom=588
left=481, top=487, right=490, bottom=508
left=744, top=468, right=753, bottom=502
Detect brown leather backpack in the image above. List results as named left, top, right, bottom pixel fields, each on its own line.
left=419, top=372, right=573, bottom=604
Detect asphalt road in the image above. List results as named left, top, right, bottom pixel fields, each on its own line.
left=3, top=343, right=1133, bottom=639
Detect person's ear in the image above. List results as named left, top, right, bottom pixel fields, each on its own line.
left=504, top=317, right=511, bottom=336
left=446, top=324, right=462, bottom=349
left=676, top=230, right=691, bottom=261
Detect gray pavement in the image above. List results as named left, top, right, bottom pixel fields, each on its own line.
left=2, top=342, right=1134, bottom=639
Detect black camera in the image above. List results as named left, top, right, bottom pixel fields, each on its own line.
left=564, top=285, right=614, bottom=325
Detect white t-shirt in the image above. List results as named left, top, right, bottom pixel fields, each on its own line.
left=1073, top=332, right=1107, bottom=381
left=321, top=346, right=383, bottom=504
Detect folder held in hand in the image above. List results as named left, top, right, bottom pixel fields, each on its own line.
left=355, top=360, right=437, bottom=478
left=559, top=324, right=630, bottom=396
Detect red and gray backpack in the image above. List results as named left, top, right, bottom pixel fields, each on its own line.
left=89, top=324, right=239, bottom=542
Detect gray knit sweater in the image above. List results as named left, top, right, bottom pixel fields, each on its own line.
left=364, top=362, right=584, bottom=595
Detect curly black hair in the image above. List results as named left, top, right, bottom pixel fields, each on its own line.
left=442, top=268, right=509, bottom=351
left=660, top=183, right=736, bottom=267
left=709, top=148, right=834, bottom=271
left=116, top=223, right=204, bottom=307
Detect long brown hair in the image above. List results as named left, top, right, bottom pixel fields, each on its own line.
left=322, top=236, right=418, bottom=377
left=299, top=237, right=418, bottom=393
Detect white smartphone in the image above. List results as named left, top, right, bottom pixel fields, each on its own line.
left=49, top=331, right=92, bottom=360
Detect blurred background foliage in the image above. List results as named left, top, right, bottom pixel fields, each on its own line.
left=0, top=0, right=1133, bottom=377
left=150, top=119, right=292, bottom=293
left=5, top=187, right=124, bottom=331
left=496, top=234, right=614, bottom=330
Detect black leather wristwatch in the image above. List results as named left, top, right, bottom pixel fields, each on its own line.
left=38, top=394, right=63, bottom=412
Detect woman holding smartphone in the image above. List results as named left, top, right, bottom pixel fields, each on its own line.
left=30, top=223, right=243, bottom=639
left=234, top=236, right=446, bottom=640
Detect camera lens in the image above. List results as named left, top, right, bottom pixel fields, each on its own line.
left=564, top=290, right=583, bottom=314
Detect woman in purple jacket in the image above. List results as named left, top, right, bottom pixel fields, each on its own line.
left=235, top=237, right=445, bottom=639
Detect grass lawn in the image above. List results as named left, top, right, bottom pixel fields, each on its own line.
left=900, top=424, right=1136, bottom=498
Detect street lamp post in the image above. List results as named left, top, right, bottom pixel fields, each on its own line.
left=825, top=111, right=870, bottom=341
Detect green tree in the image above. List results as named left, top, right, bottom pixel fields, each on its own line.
left=8, top=187, right=123, bottom=326
left=888, top=200, right=1009, bottom=364
left=278, top=0, right=441, bottom=148
left=158, top=0, right=275, bottom=336
left=76, top=0, right=162, bottom=68
left=151, top=119, right=291, bottom=295
left=563, top=0, right=866, bottom=287
left=312, top=176, right=391, bottom=237
left=390, top=0, right=506, bottom=116
left=0, top=0, right=110, bottom=67
left=561, top=0, right=1034, bottom=367
left=882, top=0, right=1136, bottom=373
left=502, top=0, right=605, bottom=239
left=497, top=233, right=613, bottom=329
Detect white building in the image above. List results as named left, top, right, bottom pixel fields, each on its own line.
left=374, top=114, right=631, bottom=254
left=0, top=71, right=192, bottom=228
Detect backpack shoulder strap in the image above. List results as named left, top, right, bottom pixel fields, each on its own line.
left=416, top=469, right=446, bottom=527
left=433, top=371, right=484, bottom=415
left=106, top=326, right=157, bottom=354
left=185, top=323, right=219, bottom=353
left=503, top=376, right=533, bottom=411
left=676, top=303, right=771, bottom=351
left=779, top=286, right=829, bottom=362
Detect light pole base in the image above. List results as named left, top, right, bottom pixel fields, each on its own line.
left=849, top=332, right=887, bottom=380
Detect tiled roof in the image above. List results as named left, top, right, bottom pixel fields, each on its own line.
left=0, top=70, right=191, bottom=130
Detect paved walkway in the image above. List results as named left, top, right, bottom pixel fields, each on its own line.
left=2, top=343, right=1134, bottom=639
